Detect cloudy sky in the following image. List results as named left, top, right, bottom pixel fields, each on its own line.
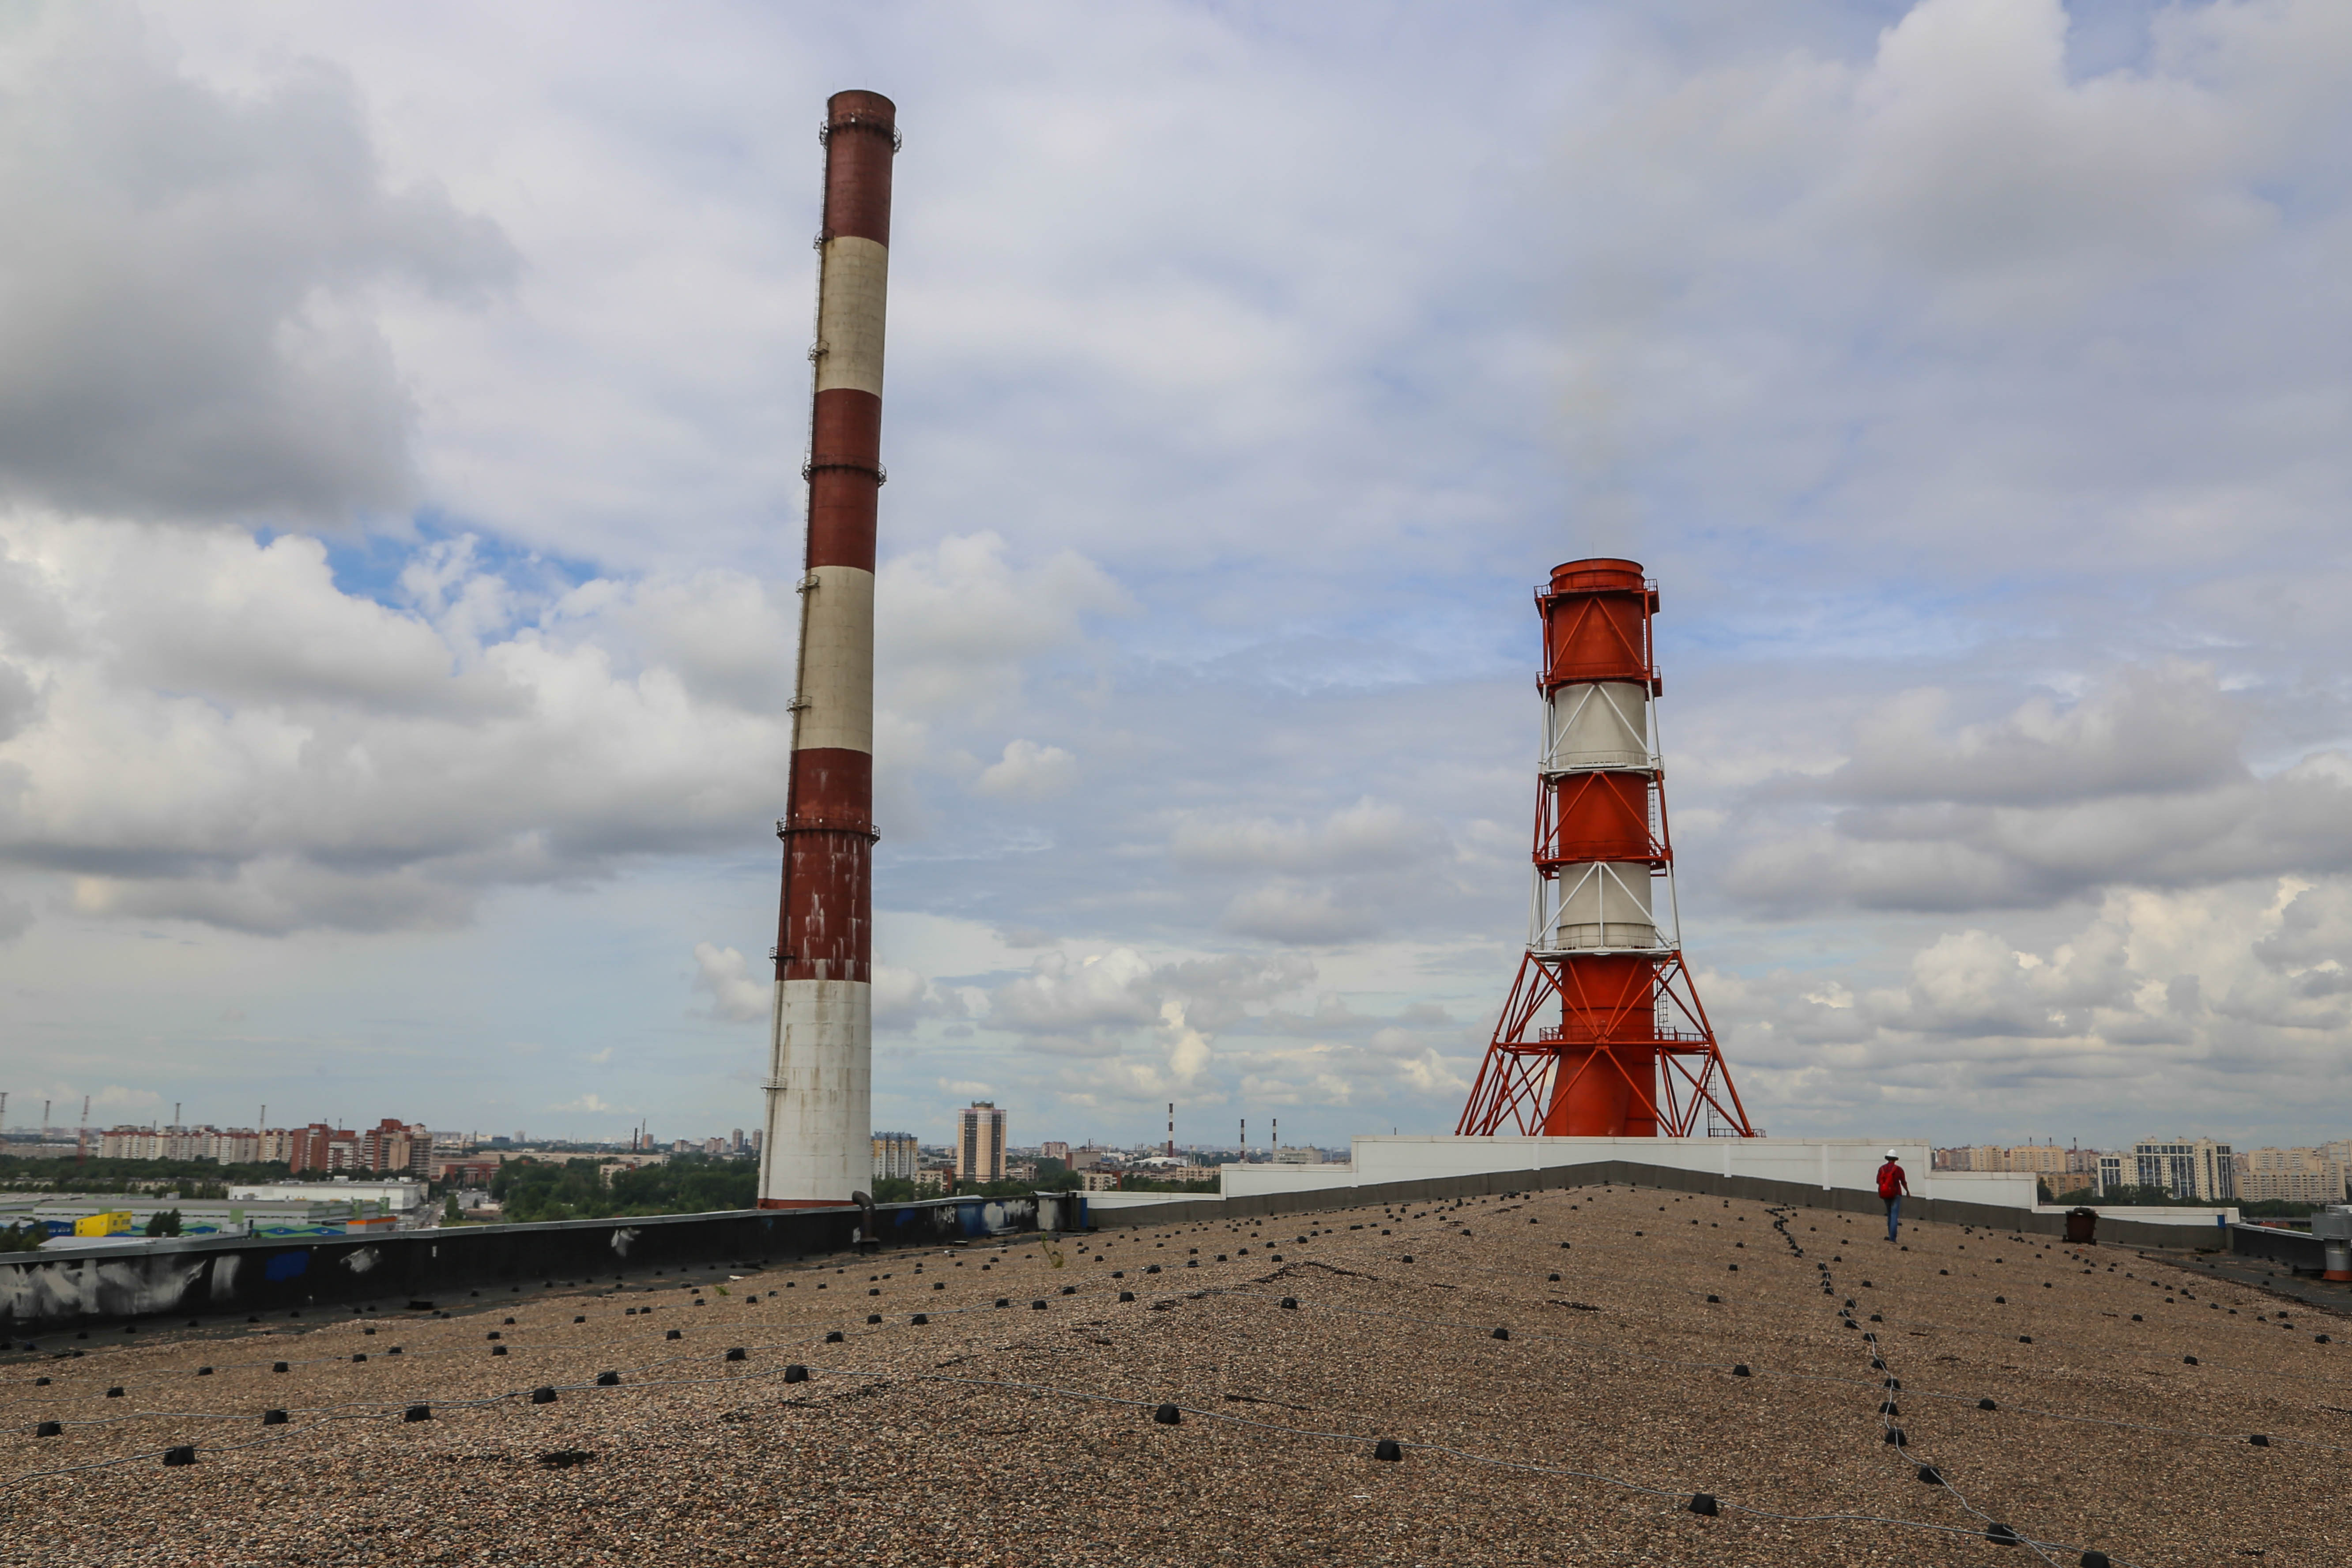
left=1, top=0, right=2347, bottom=1154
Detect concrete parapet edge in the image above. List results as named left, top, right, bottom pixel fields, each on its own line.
left=1086, top=1157, right=2230, bottom=1253
left=0, top=1194, right=1066, bottom=1333
left=2230, top=1221, right=2325, bottom=1272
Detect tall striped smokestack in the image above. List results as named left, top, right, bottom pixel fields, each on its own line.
left=759, top=90, right=897, bottom=1209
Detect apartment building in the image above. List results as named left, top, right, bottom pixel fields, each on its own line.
left=2235, top=1146, right=2349, bottom=1205
left=2134, top=1136, right=2235, bottom=1202
left=358, top=1120, right=432, bottom=1175
left=2004, top=1144, right=2070, bottom=1177
left=872, top=1132, right=919, bottom=1183
left=2096, top=1153, right=2128, bottom=1195
left=957, top=1103, right=1007, bottom=1185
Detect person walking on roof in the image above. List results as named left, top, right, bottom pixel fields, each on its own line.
left=1877, top=1150, right=1909, bottom=1242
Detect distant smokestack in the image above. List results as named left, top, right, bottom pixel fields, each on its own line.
left=758, top=90, right=898, bottom=1208
left=1455, top=559, right=1756, bottom=1138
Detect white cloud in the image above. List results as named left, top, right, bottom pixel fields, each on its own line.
left=1395, top=1048, right=1472, bottom=1097
left=549, top=1092, right=615, bottom=1114
left=1151, top=953, right=1320, bottom=1031
left=973, top=739, right=1077, bottom=799
left=0, top=515, right=810, bottom=934
left=876, top=533, right=1128, bottom=720
left=1825, top=0, right=2270, bottom=314
left=874, top=963, right=962, bottom=1029
left=1722, top=667, right=2352, bottom=914
left=989, top=948, right=1159, bottom=1038
left=1700, top=873, right=2352, bottom=1138
left=0, top=9, right=513, bottom=524
left=1818, top=666, right=2246, bottom=807
left=1163, top=799, right=1458, bottom=948
left=1219, top=882, right=1383, bottom=946
left=692, top=942, right=768, bottom=1025
left=1555, top=0, right=2352, bottom=582
left=1170, top=798, right=1447, bottom=875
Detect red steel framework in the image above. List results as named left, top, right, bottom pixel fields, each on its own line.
left=1456, top=558, right=1758, bottom=1139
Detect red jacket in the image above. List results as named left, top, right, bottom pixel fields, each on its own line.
left=1877, top=1161, right=1908, bottom=1198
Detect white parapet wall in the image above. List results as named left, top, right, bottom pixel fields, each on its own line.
left=1215, top=1135, right=2027, bottom=1205
left=2033, top=1203, right=2238, bottom=1230
left=1090, top=1137, right=2242, bottom=1241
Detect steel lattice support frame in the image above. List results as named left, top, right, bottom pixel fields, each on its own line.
left=1455, top=558, right=1757, bottom=1141
left=1456, top=951, right=1756, bottom=1137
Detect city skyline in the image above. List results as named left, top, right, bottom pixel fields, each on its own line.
left=0, top=3, right=2348, bottom=1152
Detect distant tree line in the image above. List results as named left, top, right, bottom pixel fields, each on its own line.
left=488, top=1153, right=758, bottom=1223
left=0, top=1155, right=294, bottom=1193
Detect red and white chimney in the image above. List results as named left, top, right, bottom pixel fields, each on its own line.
left=759, top=91, right=898, bottom=1207
left=1455, top=559, right=1757, bottom=1140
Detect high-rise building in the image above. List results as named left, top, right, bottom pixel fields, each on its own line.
left=97, top=1127, right=160, bottom=1159
left=358, top=1119, right=432, bottom=1175
left=203, top=1128, right=262, bottom=1164
left=872, top=1132, right=918, bottom=1183
left=2096, top=1153, right=2127, bottom=1196
left=2037, top=1168, right=2096, bottom=1199
left=1040, top=1141, right=1070, bottom=1164
left=286, top=1123, right=369, bottom=1172
left=2237, top=1147, right=2350, bottom=1205
left=2134, top=1137, right=2234, bottom=1202
left=957, top=1104, right=1006, bottom=1185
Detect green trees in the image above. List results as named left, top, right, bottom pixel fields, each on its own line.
left=142, top=1209, right=184, bottom=1237
left=488, top=1154, right=761, bottom=1223
left=0, top=1156, right=290, bottom=1192
left=0, top=1221, right=45, bottom=1252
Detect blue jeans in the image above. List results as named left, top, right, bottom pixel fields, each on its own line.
left=1884, top=1195, right=1902, bottom=1241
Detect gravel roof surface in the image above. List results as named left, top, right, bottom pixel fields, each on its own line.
left=4, top=1185, right=2347, bottom=1566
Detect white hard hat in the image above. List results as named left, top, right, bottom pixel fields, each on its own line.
left=1885, top=1149, right=1898, bottom=1159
